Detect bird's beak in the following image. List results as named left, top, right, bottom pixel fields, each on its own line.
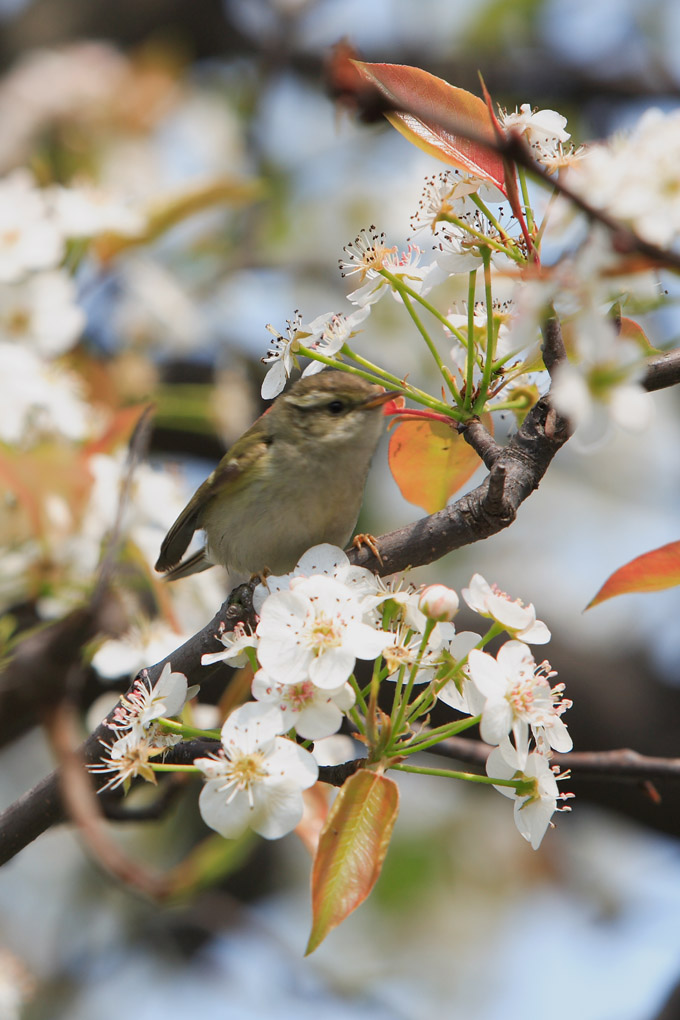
left=361, top=388, right=403, bottom=409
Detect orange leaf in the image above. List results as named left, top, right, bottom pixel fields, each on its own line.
left=388, top=415, right=492, bottom=514
left=618, top=316, right=662, bottom=356
left=353, top=61, right=507, bottom=193
left=83, top=404, right=150, bottom=457
left=586, top=540, right=680, bottom=609
left=306, top=769, right=399, bottom=954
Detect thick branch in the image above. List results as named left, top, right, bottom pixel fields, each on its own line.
left=349, top=394, right=571, bottom=573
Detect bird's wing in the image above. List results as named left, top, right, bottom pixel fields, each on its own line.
left=154, top=436, right=268, bottom=573
left=161, top=548, right=212, bottom=581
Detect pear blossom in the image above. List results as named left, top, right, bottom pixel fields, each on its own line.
left=346, top=245, right=440, bottom=307
left=435, top=631, right=486, bottom=715
left=338, top=225, right=396, bottom=283
left=435, top=212, right=517, bottom=275
left=93, top=622, right=193, bottom=680
left=462, top=573, right=550, bottom=644
left=565, top=106, right=680, bottom=247
left=0, top=342, right=91, bottom=444
left=256, top=573, right=394, bottom=690
left=486, top=742, right=572, bottom=849
left=252, top=670, right=355, bottom=739
left=196, top=702, right=318, bottom=840
left=89, top=664, right=189, bottom=792
left=0, top=271, right=85, bottom=356
left=383, top=623, right=481, bottom=691
left=0, top=169, right=64, bottom=282
left=418, top=584, right=459, bottom=622
left=260, top=310, right=305, bottom=398
left=253, top=544, right=383, bottom=615
left=410, top=170, right=504, bottom=235
left=498, top=104, right=570, bottom=164
left=108, top=663, right=189, bottom=732
left=467, top=640, right=572, bottom=758
left=302, top=306, right=370, bottom=369
left=90, top=728, right=163, bottom=792
left=201, top=622, right=258, bottom=669
left=47, top=182, right=145, bottom=238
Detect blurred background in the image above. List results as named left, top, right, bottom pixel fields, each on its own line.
left=1, top=0, right=680, bottom=1017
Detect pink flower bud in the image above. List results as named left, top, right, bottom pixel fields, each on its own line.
left=418, top=584, right=459, bottom=622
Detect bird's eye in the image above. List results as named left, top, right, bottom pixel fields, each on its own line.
left=327, top=400, right=344, bottom=415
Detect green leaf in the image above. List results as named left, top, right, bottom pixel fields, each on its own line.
left=586, top=540, right=680, bottom=609
left=306, top=769, right=399, bottom=954
left=352, top=61, right=507, bottom=194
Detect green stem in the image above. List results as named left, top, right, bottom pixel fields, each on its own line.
left=151, top=763, right=201, bottom=773
left=157, top=718, right=221, bottom=741
left=382, top=270, right=468, bottom=347
left=440, top=214, right=525, bottom=263
left=391, top=621, right=436, bottom=739
left=389, top=762, right=523, bottom=789
left=396, top=715, right=480, bottom=755
left=349, top=674, right=368, bottom=716
left=470, top=194, right=511, bottom=242
left=473, top=249, right=495, bottom=412
left=518, top=167, right=535, bottom=234
left=390, top=284, right=458, bottom=402
left=465, top=269, right=477, bottom=410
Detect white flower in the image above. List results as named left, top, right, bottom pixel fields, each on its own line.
left=435, top=213, right=515, bottom=275
left=253, top=543, right=382, bottom=615
left=0, top=169, right=64, bottom=282
left=252, top=670, right=355, bottom=739
left=47, top=182, right=145, bottom=238
left=346, top=245, right=440, bottom=307
left=92, top=621, right=191, bottom=680
left=551, top=349, right=652, bottom=439
left=383, top=623, right=480, bottom=691
left=467, top=640, right=572, bottom=757
left=108, top=663, right=189, bottom=732
left=0, top=271, right=85, bottom=356
left=462, top=573, right=550, bottom=644
left=418, top=584, right=459, bottom=622
left=90, top=727, right=162, bottom=792
left=499, top=104, right=570, bottom=163
left=338, top=225, right=396, bottom=283
left=302, top=306, right=370, bottom=368
left=435, top=631, right=486, bottom=714
left=486, top=742, right=571, bottom=849
left=411, top=170, right=504, bottom=235
left=566, top=107, right=680, bottom=246
left=0, top=342, right=91, bottom=444
left=201, top=623, right=258, bottom=668
left=196, top=702, right=318, bottom=840
left=256, top=574, right=393, bottom=690
left=260, top=311, right=305, bottom=398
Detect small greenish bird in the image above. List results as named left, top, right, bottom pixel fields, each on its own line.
left=155, top=371, right=400, bottom=580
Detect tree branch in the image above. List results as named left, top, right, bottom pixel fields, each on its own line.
left=2, top=344, right=680, bottom=865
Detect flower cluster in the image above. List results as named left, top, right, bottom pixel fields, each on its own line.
left=193, top=545, right=573, bottom=849
left=257, top=95, right=662, bottom=442
left=89, top=663, right=190, bottom=792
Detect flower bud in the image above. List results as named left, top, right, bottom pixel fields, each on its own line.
left=418, top=584, right=459, bottom=622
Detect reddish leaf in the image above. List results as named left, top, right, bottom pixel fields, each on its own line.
left=388, top=415, right=492, bottom=514
left=306, top=769, right=399, bottom=955
left=618, top=316, right=662, bottom=356
left=353, top=61, right=507, bottom=194
left=84, top=404, right=151, bottom=457
left=586, top=540, right=680, bottom=609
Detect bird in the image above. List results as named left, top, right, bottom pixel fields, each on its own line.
left=154, top=370, right=400, bottom=581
